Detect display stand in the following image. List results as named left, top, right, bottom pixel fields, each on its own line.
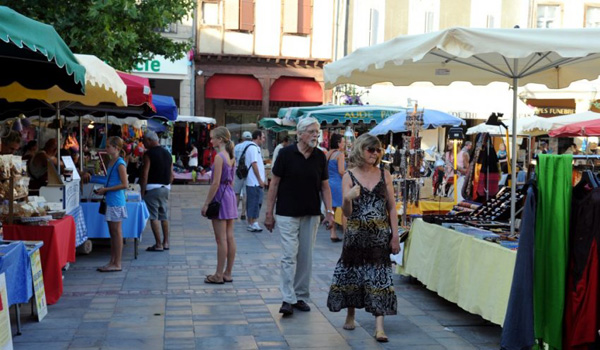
left=396, top=107, right=425, bottom=226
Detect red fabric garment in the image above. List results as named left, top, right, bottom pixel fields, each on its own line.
left=475, top=172, right=500, bottom=199
left=202, top=148, right=217, bottom=168
left=564, top=239, right=599, bottom=350
left=3, top=216, right=76, bottom=305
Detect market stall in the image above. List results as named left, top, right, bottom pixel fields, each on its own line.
left=3, top=216, right=76, bottom=305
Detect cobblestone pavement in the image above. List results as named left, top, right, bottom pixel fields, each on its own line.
left=12, top=185, right=502, bottom=349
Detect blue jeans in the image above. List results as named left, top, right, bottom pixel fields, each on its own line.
left=245, top=186, right=263, bottom=220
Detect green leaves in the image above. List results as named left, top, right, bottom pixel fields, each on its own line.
left=2, top=0, right=195, bottom=71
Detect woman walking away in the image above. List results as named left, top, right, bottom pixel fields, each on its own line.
left=90, top=136, right=128, bottom=272
left=326, top=133, right=346, bottom=242
left=327, top=133, right=400, bottom=342
left=202, top=126, right=238, bottom=284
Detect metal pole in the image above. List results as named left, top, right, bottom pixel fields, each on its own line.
left=453, top=139, right=458, bottom=204
left=510, top=69, right=518, bottom=236
left=79, top=116, right=83, bottom=173
left=56, top=104, right=61, bottom=176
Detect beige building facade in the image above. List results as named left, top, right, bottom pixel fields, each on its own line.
left=194, top=0, right=336, bottom=136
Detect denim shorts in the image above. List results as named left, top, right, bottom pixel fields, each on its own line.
left=245, top=186, right=263, bottom=219
left=233, top=175, right=245, bottom=195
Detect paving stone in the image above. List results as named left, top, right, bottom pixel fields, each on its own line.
left=11, top=185, right=502, bottom=349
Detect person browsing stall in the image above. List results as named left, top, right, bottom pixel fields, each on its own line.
left=140, top=131, right=174, bottom=252
left=1, top=131, right=22, bottom=155
left=88, top=136, right=129, bottom=272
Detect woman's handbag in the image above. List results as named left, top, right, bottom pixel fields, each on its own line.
left=205, top=201, right=220, bottom=219
left=98, top=198, right=107, bottom=215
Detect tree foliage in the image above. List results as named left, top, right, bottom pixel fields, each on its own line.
left=3, top=0, right=195, bottom=71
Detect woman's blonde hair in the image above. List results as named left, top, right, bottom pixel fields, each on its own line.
left=348, top=133, right=382, bottom=168
left=212, top=126, right=235, bottom=162
left=107, top=136, right=125, bottom=158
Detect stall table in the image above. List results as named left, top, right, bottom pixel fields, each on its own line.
left=80, top=201, right=149, bottom=258
left=401, top=218, right=516, bottom=325
left=3, top=216, right=76, bottom=305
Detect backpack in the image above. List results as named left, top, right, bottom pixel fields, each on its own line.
left=236, top=143, right=257, bottom=179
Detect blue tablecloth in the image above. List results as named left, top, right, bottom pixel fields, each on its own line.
left=0, top=241, right=32, bottom=306
left=80, top=201, right=150, bottom=239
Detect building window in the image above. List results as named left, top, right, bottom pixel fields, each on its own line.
left=486, top=15, right=495, bottom=28
left=202, top=1, right=221, bottom=26
left=156, top=23, right=177, bottom=33
left=424, top=11, right=434, bottom=33
left=283, top=0, right=312, bottom=35
left=585, top=6, right=600, bottom=27
left=224, top=0, right=255, bottom=32
left=536, top=4, right=561, bottom=28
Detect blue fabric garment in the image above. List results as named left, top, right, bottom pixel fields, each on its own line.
left=91, top=157, right=127, bottom=207
left=501, top=185, right=536, bottom=350
left=81, top=201, right=149, bottom=238
left=69, top=205, right=88, bottom=247
left=328, top=151, right=344, bottom=207
left=0, top=241, right=33, bottom=305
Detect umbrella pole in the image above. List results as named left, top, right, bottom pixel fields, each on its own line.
left=79, top=116, right=83, bottom=173
left=105, top=112, right=108, bottom=140
left=510, top=73, right=518, bottom=236
left=56, top=103, right=61, bottom=176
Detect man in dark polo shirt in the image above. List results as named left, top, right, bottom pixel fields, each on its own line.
left=140, top=131, right=174, bottom=252
left=264, top=117, right=334, bottom=316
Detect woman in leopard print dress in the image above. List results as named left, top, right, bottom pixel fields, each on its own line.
left=327, top=133, right=400, bottom=343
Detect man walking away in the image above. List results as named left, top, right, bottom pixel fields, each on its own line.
left=245, top=130, right=266, bottom=232
left=140, top=130, right=174, bottom=252
left=233, top=131, right=252, bottom=220
left=264, top=117, right=334, bottom=316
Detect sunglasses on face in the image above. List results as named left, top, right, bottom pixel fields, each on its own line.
left=366, top=147, right=381, bottom=154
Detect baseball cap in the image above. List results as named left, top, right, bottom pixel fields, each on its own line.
left=242, top=131, right=252, bottom=140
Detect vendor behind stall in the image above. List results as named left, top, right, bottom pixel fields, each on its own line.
left=28, top=138, right=60, bottom=192
left=1, top=130, right=22, bottom=155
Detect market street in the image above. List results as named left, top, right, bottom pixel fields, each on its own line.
left=12, top=184, right=501, bottom=350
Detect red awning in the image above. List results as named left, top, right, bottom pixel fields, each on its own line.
left=205, top=74, right=262, bottom=101
left=270, top=77, right=322, bottom=102
left=117, top=71, right=156, bottom=112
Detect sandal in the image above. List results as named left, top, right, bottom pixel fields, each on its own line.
left=204, top=275, right=224, bottom=284
left=146, top=245, right=164, bottom=252
left=330, top=237, right=342, bottom=242
left=97, top=266, right=122, bottom=273
left=374, top=330, right=388, bottom=342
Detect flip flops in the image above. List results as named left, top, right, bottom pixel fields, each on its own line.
left=97, top=267, right=122, bottom=273
left=146, top=245, right=164, bottom=252
left=204, top=275, right=224, bottom=284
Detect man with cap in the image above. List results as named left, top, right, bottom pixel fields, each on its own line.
left=140, top=130, right=174, bottom=252
left=233, top=131, right=253, bottom=220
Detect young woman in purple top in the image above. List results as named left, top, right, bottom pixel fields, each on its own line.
left=202, top=126, right=238, bottom=284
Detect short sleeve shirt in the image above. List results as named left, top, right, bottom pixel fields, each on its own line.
left=272, top=144, right=329, bottom=217
left=245, top=143, right=265, bottom=186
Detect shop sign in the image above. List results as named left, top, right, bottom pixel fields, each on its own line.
left=133, top=54, right=188, bottom=75
left=30, top=250, right=47, bottom=321
left=449, top=111, right=479, bottom=119
left=343, top=110, right=396, bottom=119
left=0, top=273, right=12, bottom=350
left=534, top=107, right=575, bottom=115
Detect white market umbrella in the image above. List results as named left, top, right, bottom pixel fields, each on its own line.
left=176, top=115, right=217, bottom=124
left=520, top=111, right=600, bottom=135
left=324, top=26, right=600, bottom=235
left=466, top=116, right=545, bottom=136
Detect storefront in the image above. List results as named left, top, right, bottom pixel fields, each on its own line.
left=132, top=54, right=192, bottom=115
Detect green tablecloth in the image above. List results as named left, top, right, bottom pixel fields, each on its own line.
left=401, top=219, right=516, bottom=325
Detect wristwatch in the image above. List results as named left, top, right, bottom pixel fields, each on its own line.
left=326, top=209, right=335, bottom=215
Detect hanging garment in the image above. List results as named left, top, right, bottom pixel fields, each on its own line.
left=501, top=183, right=536, bottom=350
left=563, top=187, right=600, bottom=350
left=534, top=154, right=572, bottom=350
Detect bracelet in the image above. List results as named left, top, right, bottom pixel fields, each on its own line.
left=326, top=209, right=335, bottom=215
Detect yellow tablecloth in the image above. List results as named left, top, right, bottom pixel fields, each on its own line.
left=396, top=200, right=456, bottom=216
left=401, top=219, right=516, bottom=326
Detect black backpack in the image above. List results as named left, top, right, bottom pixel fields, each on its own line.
left=236, top=143, right=257, bottom=179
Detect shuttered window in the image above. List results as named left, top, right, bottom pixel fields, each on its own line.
left=223, top=0, right=254, bottom=32
left=297, top=0, right=311, bottom=35
left=283, top=0, right=311, bottom=35
left=240, top=0, right=254, bottom=31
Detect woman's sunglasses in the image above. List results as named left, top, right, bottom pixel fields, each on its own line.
left=366, top=147, right=382, bottom=154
